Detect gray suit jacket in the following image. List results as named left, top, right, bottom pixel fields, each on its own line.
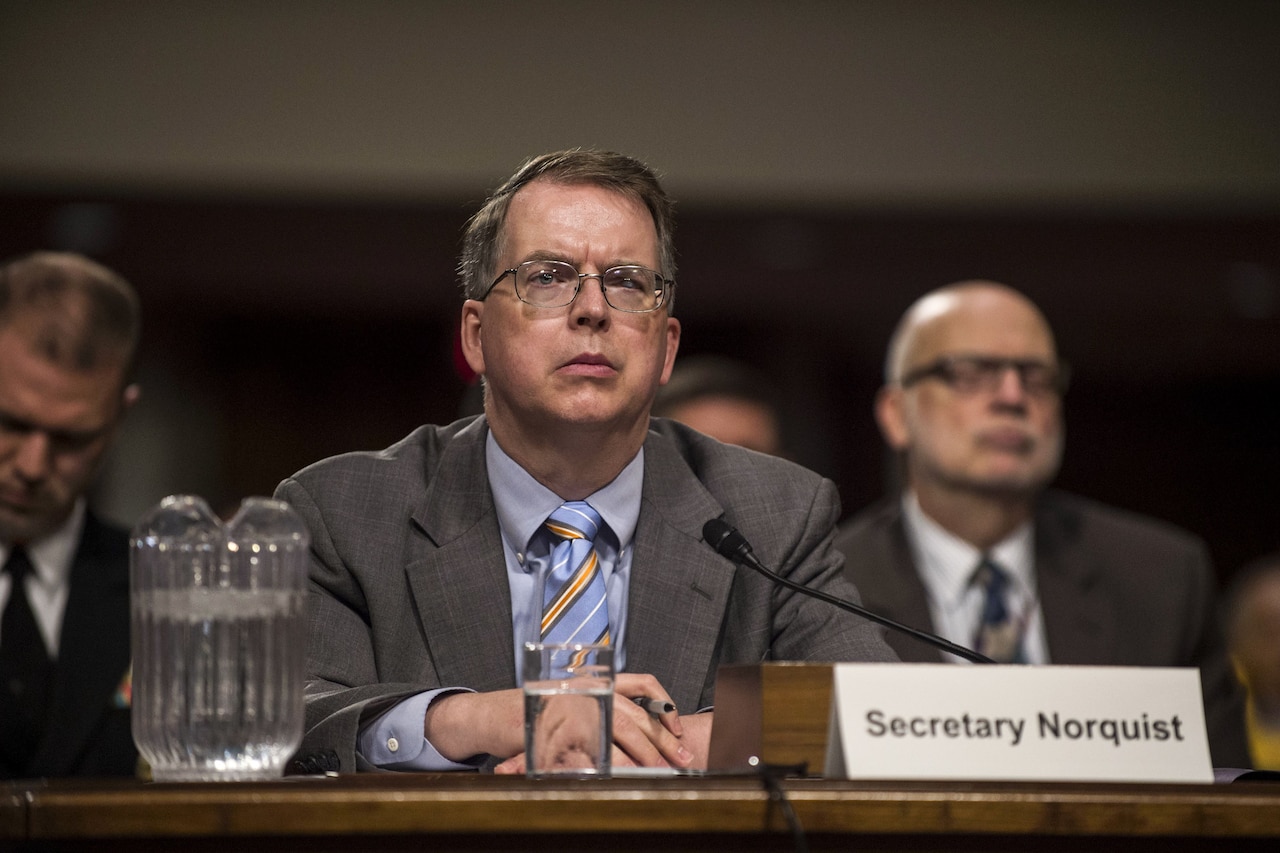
left=834, top=492, right=1251, bottom=768
left=277, top=416, right=897, bottom=771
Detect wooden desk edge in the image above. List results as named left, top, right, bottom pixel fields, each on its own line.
left=5, top=777, right=1280, bottom=841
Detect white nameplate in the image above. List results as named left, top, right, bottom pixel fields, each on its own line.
left=825, top=664, right=1212, bottom=783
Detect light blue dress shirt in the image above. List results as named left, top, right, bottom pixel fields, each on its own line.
left=356, top=431, right=643, bottom=770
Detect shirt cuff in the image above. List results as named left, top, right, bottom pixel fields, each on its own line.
left=357, top=688, right=486, bottom=771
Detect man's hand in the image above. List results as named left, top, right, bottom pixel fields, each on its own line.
left=524, top=690, right=608, bottom=773
left=424, top=689, right=525, bottom=763
left=494, top=673, right=713, bottom=774
left=609, top=672, right=691, bottom=767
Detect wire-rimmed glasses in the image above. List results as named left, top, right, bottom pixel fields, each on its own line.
left=483, top=259, right=672, bottom=313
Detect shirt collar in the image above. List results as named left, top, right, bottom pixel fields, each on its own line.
left=486, top=432, right=643, bottom=566
left=902, top=491, right=1036, bottom=608
left=2, top=498, right=86, bottom=591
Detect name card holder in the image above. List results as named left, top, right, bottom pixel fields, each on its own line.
left=708, top=662, right=835, bottom=774
left=708, top=663, right=1213, bottom=784
left=825, top=664, right=1213, bottom=783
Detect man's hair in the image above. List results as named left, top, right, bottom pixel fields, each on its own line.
left=0, top=251, right=141, bottom=377
left=457, top=149, right=677, bottom=308
left=652, top=355, right=779, bottom=418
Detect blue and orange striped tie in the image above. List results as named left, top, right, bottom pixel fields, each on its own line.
left=541, top=502, right=610, bottom=653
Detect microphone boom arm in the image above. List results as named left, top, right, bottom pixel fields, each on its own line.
left=703, top=518, right=994, bottom=665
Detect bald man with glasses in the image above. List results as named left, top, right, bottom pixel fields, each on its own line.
left=834, top=280, right=1251, bottom=768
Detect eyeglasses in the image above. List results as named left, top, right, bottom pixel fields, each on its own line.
left=483, top=259, right=672, bottom=313
left=898, top=355, right=1070, bottom=396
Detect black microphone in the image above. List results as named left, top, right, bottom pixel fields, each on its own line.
left=702, top=518, right=994, bottom=665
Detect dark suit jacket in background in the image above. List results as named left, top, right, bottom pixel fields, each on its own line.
left=1, top=513, right=137, bottom=779
left=277, top=415, right=898, bottom=772
left=834, top=491, right=1251, bottom=768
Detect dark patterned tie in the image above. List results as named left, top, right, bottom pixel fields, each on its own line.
left=541, top=502, right=610, bottom=658
left=1, top=547, right=53, bottom=770
left=971, top=557, right=1026, bottom=664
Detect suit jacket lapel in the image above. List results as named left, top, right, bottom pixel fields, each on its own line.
left=872, top=502, right=947, bottom=662
left=398, top=423, right=744, bottom=708
left=33, top=514, right=132, bottom=774
left=405, top=419, right=517, bottom=692
left=624, top=431, right=730, bottom=712
left=1035, top=495, right=1113, bottom=664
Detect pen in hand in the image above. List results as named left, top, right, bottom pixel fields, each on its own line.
left=632, top=696, right=676, bottom=716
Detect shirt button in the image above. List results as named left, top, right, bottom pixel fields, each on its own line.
left=387, top=737, right=399, bottom=753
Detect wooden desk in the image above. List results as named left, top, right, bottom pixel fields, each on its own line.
left=3, top=774, right=1279, bottom=852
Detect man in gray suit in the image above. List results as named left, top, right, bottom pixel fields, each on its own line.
left=834, top=281, right=1250, bottom=767
left=278, top=149, right=896, bottom=774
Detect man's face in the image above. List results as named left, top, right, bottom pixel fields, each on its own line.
left=0, top=325, right=132, bottom=543
left=460, top=179, right=680, bottom=443
left=877, top=287, right=1065, bottom=501
left=1232, top=572, right=1280, bottom=708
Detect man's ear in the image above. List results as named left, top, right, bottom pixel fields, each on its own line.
left=460, top=303, right=485, bottom=377
left=874, top=385, right=911, bottom=451
left=658, top=317, right=681, bottom=385
left=122, top=383, right=141, bottom=412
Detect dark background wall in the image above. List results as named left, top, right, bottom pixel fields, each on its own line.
left=2, top=2, right=1277, bottom=577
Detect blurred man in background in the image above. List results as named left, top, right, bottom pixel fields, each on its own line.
left=652, top=354, right=787, bottom=456
left=1, top=251, right=141, bottom=779
left=835, top=280, right=1250, bottom=768
left=1224, top=553, right=1280, bottom=769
